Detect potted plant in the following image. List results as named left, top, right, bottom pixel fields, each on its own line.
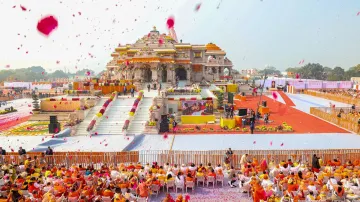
left=32, top=94, right=41, bottom=114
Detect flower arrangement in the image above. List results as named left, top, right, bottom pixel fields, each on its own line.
left=242, top=128, right=249, bottom=132
left=235, top=127, right=240, bottom=131
left=148, top=121, right=156, bottom=126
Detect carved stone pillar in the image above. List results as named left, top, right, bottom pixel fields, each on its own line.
left=152, top=69, right=158, bottom=81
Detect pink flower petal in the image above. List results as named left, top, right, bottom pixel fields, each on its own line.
left=78, top=12, right=82, bottom=15
left=280, top=143, right=284, bottom=146
left=195, top=3, right=201, bottom=11
left=5, top=65, right=10, bottom=68
left=272, top=92, right=278, bottom=100
left=37, top=15, right=58, bottom=36
left=166, top=16, right=175, bottom=29
left=20, top=5, right=27, bottom=11
left=253, top=141, right=256, bottom=144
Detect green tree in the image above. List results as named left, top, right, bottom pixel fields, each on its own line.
left=258, top=66, right=281, bottom=76
left=49, top=70, right=69, bottom=79
left=327, top=66, right=345, bottom=81
left=217, top=91, right=224, bottom=110
left=32, top=94, right=40, bottom=111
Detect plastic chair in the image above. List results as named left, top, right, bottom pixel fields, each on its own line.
left=175, top=181, right=184, bottom=193
left=166, top=180, right=175, bottom=192
left=216, top=175, right=224, bottom=187
left=207, top=176, right=215, bottom=188
left=67, top=197, right=79, bottom=202
left=196, top=176, right=205, bottom=187
left=185, top=181, right=195, bottom=192
left=102, top=196, right=112, bottom=202
left=151, top=184, right=160, bottom=196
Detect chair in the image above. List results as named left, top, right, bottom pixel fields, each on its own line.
left=159, top=180, right=166, bottom=191
left=207, top=176, right=215, bottom=188
left=151, top=184, right=160, bottom=196
left=102, top=196, right=112, bottom=202
left=166, top=180, right=175, bottom=192
left=175, top=181, right=184, bottom=193
left=185, top=181, right=195, bottom=192
left=67, top=197, right=78, bottom=202
left=196, top=176, right=205, bottom=187
left=216, top=175, right=224, bottom=187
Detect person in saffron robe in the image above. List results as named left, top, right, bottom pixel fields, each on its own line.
left=253, top=181, right=266, bottom=202
left=260, top=158, right=268, bottom=172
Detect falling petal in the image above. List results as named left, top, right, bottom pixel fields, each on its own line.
left=37, top=15, right=58, bottom=36
left=253, top=141, right=256, bottom=144
left=20, top=5, right=27, bottom=11
left=272, top=92, right=278, bottom=100
left=195, top=3, right=201, bottom=12
left=166, top=16, right=175, bottom=29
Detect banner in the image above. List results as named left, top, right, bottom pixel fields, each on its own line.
left=324, top=81, right=338, bottom=89
left=308, top=81, right=323, bottom=89
left=289, top=80, right=305, bottom=89
left=182, top=100, right=213, bottom=115
left=339, top=81, right=352, bottom=89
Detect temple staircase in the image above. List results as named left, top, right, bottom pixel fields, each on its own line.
left=75, top=98, right=107, bottom=136
left=126, top=97, right=153, bottom=135
left=94, top=98, right=135, bottom=135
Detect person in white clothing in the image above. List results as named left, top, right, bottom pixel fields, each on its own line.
left=180, top=164, right=187, bottom=173
left=240, top=154, right=248, bottom=169
left=214, top=164, right=222, bottom=173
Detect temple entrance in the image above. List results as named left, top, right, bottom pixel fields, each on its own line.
left=143, top=68, right=152, bottom=82
left=175, top=67, right=187, bottom=80
left=161, top=69, right=167, bottom=82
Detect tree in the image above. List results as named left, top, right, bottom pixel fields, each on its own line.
left=327, top=66, right=345, bottom=81
left=32, top=94, right=40, bottom=112
left=258, top=66, right=281, bottom=76
left=217, top=91, right=224, bottom=110
left=49, top=70, right=69, bottom=79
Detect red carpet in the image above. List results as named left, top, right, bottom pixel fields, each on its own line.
left=234, top=96, right=349, bottom=134
left=277, top=91, right=296, bottom=106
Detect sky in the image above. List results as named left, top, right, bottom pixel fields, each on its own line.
left=0, top=0, right=359, bottom=73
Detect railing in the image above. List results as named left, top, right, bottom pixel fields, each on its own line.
left=305, top=90, right=360, bottom=105
left=138, top=150, right=360, bottom=169
left=0, top=152, right=139, bottom=168
left=3, top=150, right=360, bottom=169
left=310, top=107, right=359, bottom=134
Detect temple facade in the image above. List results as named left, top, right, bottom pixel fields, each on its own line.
left=104, top=27, right=233, bottom=87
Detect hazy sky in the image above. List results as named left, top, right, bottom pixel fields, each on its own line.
left=0, top=0, right=359, bottom=73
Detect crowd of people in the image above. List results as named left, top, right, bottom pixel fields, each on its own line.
left=0, top=148, right=360, bottom=202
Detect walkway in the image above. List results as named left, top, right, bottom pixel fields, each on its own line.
left=278, top=91, right=295, bottom=106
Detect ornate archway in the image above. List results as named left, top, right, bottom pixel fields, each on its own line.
left=175, top=66, right=187, bottom=80
left=161, top=68, right=167, bottom=82
left=143, top=67, right=152, bottom=82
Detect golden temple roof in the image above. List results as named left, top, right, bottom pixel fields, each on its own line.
left=206, top=43, right=222, bottom=51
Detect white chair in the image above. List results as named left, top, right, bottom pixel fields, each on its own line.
left=137, top=197, right=148, bottom=202
left=159, top=180, right=166, bottom=191
left=166, top=180, right=175, bottom=192
left=151, top=184, right=160, bottom=196
left=175, top=181, right=184, bottom=193
left=67, top=197, right=78, bottom=202
left=216, top=175, right=224, bottom=187
left=207, top=176, right=215, bottom=188
left=196, top=176, right=205, bottom=187
left=185, top=181, right=195, bottom=192
left=102, top=196, right=112, bottom=202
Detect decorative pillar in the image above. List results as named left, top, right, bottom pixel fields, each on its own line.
left=152, top=68, right=158, bottom=81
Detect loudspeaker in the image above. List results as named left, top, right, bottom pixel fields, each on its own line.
left=241, top=92, right=245, bottom=96
left=159, top=118, right=169, bottom=133
left=262, top=101, right=267, bottom=107
left=228, top=92, right=234, bottom=104
left=238, top=108, right=247, bottom=116
left=50, top=116, right=58, bottom=123
left=48, top=123, right=61, bottom=133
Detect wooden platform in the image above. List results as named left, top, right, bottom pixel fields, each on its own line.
left=28, top=112, right=70, bottom=121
